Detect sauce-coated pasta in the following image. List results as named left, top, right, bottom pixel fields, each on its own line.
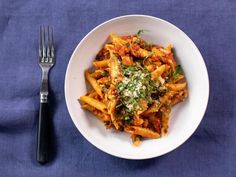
left=79, top=31, right=188, bottom=146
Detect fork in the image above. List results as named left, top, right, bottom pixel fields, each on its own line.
left=37, top=26, right=55, bottom=164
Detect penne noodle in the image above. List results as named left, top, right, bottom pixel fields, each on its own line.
left=143, top=101, right=161, bottom=115
left=131, top=44, right=150, bottom=58
left=110, top=56, right=122, bottom=84
left=165, top=83, right=187, bottom=91
left=90, top=69, right=107, bottom=79
left=121, top=55, right=134, bottom=65
left=124, top=126, right=161, bottom=139
left=137, top=99, right=148, bottom=115
left=107, top=98, right=120, bottom=129
left=80, top=96, right=107, bottom=113
left=152, top=47, right=165, bottom=58
left=173, top=75, right=185, bottom=83
left=87, top=91, right=98, bottom=98
left=145, top=64, right=156, bottom=72
left=105, top=44, right=115, bottom=54
left=93, top=60, right=110, bottom=68
left=160, top=48, right=171, bottom=54
left=165, top=44, right=173, bottom=52
left=151, top=65, right=166, bottom=80
left=97, top=77, right=110, bottom=84
left=82, top=104, right=111, bottom=123
left=111, top=115, right=120, bottom=130
left=110, top=34, right=127, bottom=45
left=139, top=48, right=150, bottom=58
left=85, top=70, right=103, bottom=98
left=161, top=113, right=169, bottom=136
left=171, top=90, right=188, bottom=105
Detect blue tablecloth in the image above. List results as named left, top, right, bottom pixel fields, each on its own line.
left=0, top=0, right=235, bottom=176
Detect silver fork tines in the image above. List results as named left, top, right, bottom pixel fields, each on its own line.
left=39, top=26, right=55, bottom=100
left=39, top=26, right=54, bottom=64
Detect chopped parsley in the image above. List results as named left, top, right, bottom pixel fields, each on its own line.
left=115, top=63, right=160, bottom=115
left=137, top=29, right=145, bottom=38
left=136, top=29, right=149, bottom=43
left=173, top=65, right=182, bottom=79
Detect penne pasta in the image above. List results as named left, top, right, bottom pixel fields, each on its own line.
left=110, top=56, right=122, bottom=84
left=161, top=114, right=169, bottom=136
left=143, top=101, right=161, bottom=115
left=110, top=34, right=127, bottom=45
left=97, top=77, right=110, bottom=84
left=93, top=59, right=110, bottom=68
left=87, top=91, right=98, bottom=98
left=80, top=96, right=107, bottom=113
left=151, top=64, right=166, bottom=80
left=85, top=70, right=103, bottom=98
left=124, top=126, right=161, bottom=139
left=121, top=55, right=134, bottom=65
left=79, top=32, right=188, bottom=146
left=152, top=47, right=165, bottom=58
left=173, top=75, right=185, bottom=83
left=107, top=99, right=120, bottom=129
left=90, top=69, right=107, bottom=79
left=166, top=83, right=187, bottom=91
left=82, top=104, right=111, bottom=128
left=105, top=44, right=115, bottom=54
left=131, top=44, right=150, bottom=58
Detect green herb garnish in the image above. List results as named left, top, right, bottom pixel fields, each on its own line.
left=137, top=29, right=145, bottom=38
left=136, top=30, right=149, bottom=43
left=173, top=65, right=182, bottom=79
left=115, top=64, right=159, bottom=114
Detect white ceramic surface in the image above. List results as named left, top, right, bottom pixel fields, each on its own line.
left=65, top=15, right=209, bottom=159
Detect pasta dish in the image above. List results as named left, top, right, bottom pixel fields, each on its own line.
left=79, top=31, right=188, bottom=146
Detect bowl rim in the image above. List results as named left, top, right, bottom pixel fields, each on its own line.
left=65, top=14, right=210, bottom=159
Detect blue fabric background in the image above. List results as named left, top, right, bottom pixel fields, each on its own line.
left=0, top=0, right=235, bottom=177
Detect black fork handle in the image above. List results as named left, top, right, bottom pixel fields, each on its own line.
left=37, top=102, right=50, bottom=164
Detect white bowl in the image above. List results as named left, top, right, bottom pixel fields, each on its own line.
left=65, top=15, right=209, bottom=159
